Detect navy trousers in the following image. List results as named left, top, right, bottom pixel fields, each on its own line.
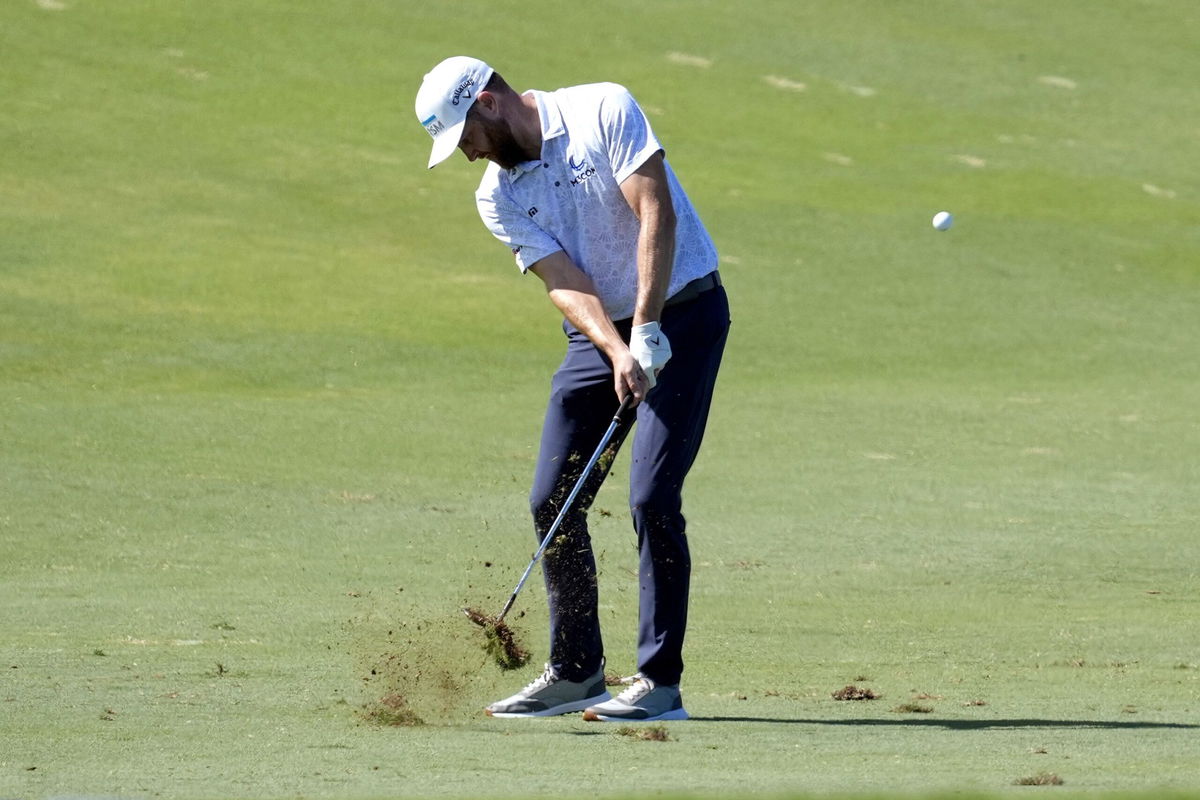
left=530, top=283, right=729, bottom=685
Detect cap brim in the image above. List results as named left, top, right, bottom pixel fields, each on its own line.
left=427, top=120, right=466, bottom=169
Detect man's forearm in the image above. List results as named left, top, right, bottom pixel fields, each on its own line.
left=620, top=153, right=678, bottom=327
left=530, top=251, right=627, bottom=357
left=632, top=207, right=676, bottom=327
left=529, top=239, right=653, bottom=404
left=546, top=284, right=627, bottom=361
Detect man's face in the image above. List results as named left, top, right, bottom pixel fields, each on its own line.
left=458, top=101, right=527, bottom=170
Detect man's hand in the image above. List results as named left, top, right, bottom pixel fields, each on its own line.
left=613, top=349, right=651, bottom=405
left=630, top=321, right=672, bottom=390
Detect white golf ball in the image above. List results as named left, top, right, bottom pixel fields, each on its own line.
left=932, top=211, right=953, bottom=231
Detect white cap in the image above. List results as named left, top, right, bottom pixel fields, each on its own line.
left=415, top=56, right=495, bottom=169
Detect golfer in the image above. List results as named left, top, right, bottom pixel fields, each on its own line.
left=415, top=57, right=729, bottom=722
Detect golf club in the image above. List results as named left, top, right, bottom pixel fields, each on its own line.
left=465, top=393, right=635, bottom=665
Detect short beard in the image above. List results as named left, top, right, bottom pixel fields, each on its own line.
left=478, top=114, right=531, bottom=170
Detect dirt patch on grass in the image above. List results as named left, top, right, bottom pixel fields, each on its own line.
left=891, top=703, right=934, bottom=714
left=361, top=693, right=424, bottom=727
left=616, top=724, right=671, bottom=741
left=833, top=685, right=879, bottom=701
left=346, top=603, right=521, bottom=725
left=1014, top=772, right=1064, bottom=786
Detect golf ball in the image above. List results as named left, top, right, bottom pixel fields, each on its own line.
left=932, top=211, right=953, bottom=231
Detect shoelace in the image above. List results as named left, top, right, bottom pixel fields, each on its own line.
left=614, top=676, right=655, bottom=704
left=522, top=664, right=557, bottom=695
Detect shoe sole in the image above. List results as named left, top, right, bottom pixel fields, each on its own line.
left=582, top=707, right=689, bottom=722
left=485, top=692, right=611, bottom=718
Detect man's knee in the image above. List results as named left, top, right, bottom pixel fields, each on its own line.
left=630, top=496, right=687, bottom=558
left=531, top=487, right=586, bottom=530
left=629, top=478, right=683, bottom=521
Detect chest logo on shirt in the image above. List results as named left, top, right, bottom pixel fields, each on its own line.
left=567, top=155, right=597, bottom=187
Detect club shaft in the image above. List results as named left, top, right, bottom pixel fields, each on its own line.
left=496, top=396, right=634, bottom=623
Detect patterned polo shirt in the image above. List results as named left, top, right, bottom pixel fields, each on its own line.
left=475, top=83, right=718, bottom=321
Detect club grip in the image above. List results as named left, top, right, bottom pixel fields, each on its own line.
left=615, top=393, right=636, bottom=422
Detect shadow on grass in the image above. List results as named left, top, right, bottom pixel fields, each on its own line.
left=688, top=717, right=1200, bottom=730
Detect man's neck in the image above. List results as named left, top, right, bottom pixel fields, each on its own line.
left=514, top=91, right=544, bottom=162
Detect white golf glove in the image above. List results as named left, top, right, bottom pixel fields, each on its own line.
left=630, top=321, right=672, bottom=390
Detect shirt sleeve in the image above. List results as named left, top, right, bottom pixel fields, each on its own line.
left=475, top=168, right=563, bottom=273
left=598, top=85, right=664, bottom=185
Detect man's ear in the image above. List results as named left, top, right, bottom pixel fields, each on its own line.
left=474, top=90, right=499, bottom=117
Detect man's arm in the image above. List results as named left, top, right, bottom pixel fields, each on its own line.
left=529, top=251, right=650, bottom=405
left=619, top=151, right=677, bottom=325
left=619, top=151, right=676, bottom=386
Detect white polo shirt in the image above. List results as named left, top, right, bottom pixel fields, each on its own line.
left=475, top=83, right=718, bottom=321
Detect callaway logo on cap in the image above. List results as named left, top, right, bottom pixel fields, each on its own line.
left=415, top=56, right=495, bottom=169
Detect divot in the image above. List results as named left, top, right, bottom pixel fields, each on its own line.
left=616, top=723, right=671, bottom=741
left=463, top=607, right=530, bottom=670
left=1142, top=183, right=1176, bottom=199
left=833, top=685, right=879, bottom=701
left=998, top=133, right=1039, bottom=144
left=839, top=83, right=877, bottom=97
left=666, top=52, right=711, bottom=68
left=1015, top=772, right=1064, bottom=786
left=952, top=154, right=987, bottom=168
left=891, top=702, right=933, bottom=713
left=176, top=67, right=210, bottom=81
left=763, top=75, right=806, bottom=92
left=362, top=693, right=424, bottom=727
left=1037, top=75, right=1077, bottom=90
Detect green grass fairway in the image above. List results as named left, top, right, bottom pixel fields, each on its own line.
left=2, top=1, right=1198, bottom=798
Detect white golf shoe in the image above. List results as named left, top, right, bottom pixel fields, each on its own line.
left=582, top=675, right=688, bottom=722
